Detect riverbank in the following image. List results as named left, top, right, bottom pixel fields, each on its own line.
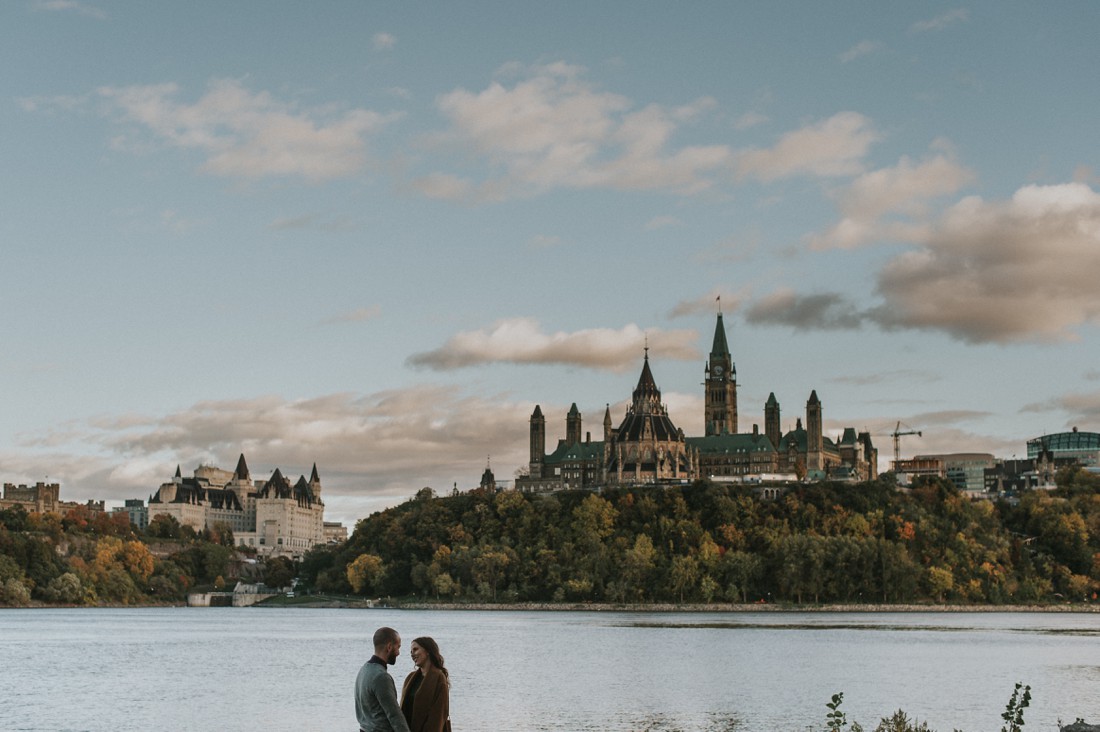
left=262, top=596, right=1100, bottom=612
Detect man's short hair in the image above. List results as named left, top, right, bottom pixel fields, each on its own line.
left=373, top=626, right=399, bottom=650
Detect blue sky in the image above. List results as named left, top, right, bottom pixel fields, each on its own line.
left=2, top=1, right=1099, bottom=526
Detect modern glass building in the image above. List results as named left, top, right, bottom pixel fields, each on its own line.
left=1026, top=429, right=1100, bottom=466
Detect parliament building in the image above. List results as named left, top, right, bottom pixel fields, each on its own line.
left=515, top=313, right=877, bottom=493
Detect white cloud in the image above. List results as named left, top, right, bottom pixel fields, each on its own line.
left=873, top=183, right=1100, bottom=343
left=406, top=317, right=699, bottom=371
left=735, top=112, right=879, bottom=181
left=417, top=62, right=733, bottom=201
left=31, top=0, right=105, bottom=19
left=810, top=150, right=976, bottom=249
left=910, top=8, right=969, bottom=33
left=372, top=32, right=396, bottom=51
left=839, top=40, right=883, bottom=63
left=733, top=111, right=768, bottom=130
left=96, top=79, right=390, bottom=182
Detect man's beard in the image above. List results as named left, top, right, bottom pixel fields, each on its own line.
left=387, top=650, right=398, bottom=665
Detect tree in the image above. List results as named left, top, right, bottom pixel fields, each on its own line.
left=264, top=556, right=296, bottom=591
left=346, top=553, right=386, bottom=595
left=147, top=514, right=183, bottom=540
left=44, top=572, right=85, bottom=604
left=472, top=549, right=512, bottom=601
left=926, top=566, right=955, bottom=603
left=669, top=555, right=699, bottom=603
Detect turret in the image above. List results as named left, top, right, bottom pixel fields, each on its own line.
left=566, top=403, right=582, bottom=446
left=806, top=390, right=823, bottom=471
left=765, top=392, right=781, bottom=449
left=529, top=405, right=546, bottom=477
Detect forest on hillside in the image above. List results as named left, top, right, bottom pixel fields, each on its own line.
left=4, top=469, right=1098, bottom=607
left=300, top=470, right=1100, bottom=606
left=0, top=507, right=293, bottom=606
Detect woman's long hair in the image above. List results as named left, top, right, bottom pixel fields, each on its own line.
left=413, top=636, right=449, bottom=687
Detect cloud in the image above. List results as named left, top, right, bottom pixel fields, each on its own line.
left=1023, top=390, right=1100, bottom=426
left=31, top=0, right=105, bottom=19
left=668, top=290, right=746, bottom=319
left=910, top=8, right=969, bottom=33
left=810, top=149, right=976, bottom=249
left=5, top=388, right=538, bottom=524
left=733, top=111, right=768, bottom=130
left=415, top=62, right=733, bottom=201
left=95, top=79, right=390, bottom=182
left=372, top=32, right=396, bottom=51
left=735, top=112, right=879, bottom=181
left=750, top=184, right=1100, bottom=342
left=406, top=317, right=699, bottom=371
left=528, top=234, right=563, bottom=249
left=872, top=183, right=1100, bottom=343
left=839, top=40, right=883, bottom=63
left=745, top=289, right=868, bottom=330
left=907, top=409, right=992, bottom=427
left=319, top=306, right=381, bottom=326
left=645, top=215, right=682, bottom=231
left=828, top=369, right=942, bottom=387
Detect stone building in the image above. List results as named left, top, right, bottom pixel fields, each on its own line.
left=515, top=313, right=877, bottom=492
left=1, top=482, right=61, bottom=513
left=143, top=454, right=330, bottom=558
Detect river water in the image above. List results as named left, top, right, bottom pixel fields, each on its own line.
left=1, top=608, right=1098, bottom=731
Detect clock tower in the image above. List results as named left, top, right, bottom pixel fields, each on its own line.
left=704, top=311, right=737, bottom=436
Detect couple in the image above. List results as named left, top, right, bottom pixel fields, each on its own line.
left=355, top=626, right=450, bottom=732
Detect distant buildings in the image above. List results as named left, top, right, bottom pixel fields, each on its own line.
left=1, top=481, right=104, bottom=515
left=895, top=453, right=997, bottom=493
left=131, top=455, right=337, bottom=558
left=516, top=313, right=878, bottom=493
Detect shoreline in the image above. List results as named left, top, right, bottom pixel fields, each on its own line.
left=265, top=599, right=1100, bottom=612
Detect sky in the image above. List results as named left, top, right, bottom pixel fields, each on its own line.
left=2, top=2, right=1099, bottom=528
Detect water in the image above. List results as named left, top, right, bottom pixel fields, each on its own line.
left=1, top=608, right=1098, bottom=731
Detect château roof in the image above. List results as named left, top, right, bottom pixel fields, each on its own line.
left=235, top=453, right=250, bottom=481
left=309, top=463, right=320, bottom=483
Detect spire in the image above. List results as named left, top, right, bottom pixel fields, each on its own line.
left=632, top=350, right=663, bottom=414
left=808, top=389, right=820, bottom=405
left=174, top=465, right=182, bottom=479
left=309, top=462, right=320, bottom=483
left=710, top=312, right=730, bottom=360
left=235, top=453, right=250, bottom=481
left=766, top=392, right=779, bottom=406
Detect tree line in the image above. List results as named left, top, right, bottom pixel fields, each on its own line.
left=300, top=469, right=1100, bottom=605
left=3, top=468, right=1097, bottom=607
left=0, top=506, right=291, bottom=606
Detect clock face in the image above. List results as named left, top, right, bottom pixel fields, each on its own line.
left=713, top=365, right=724, bottom=377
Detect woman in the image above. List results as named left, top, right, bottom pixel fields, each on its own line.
left=400, top=636, right=451, bottom=732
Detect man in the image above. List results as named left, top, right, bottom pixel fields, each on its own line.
left=356, top=626, right=412, bottom=732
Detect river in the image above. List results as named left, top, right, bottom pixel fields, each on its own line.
left=1, top=608, right=1098, bottom=731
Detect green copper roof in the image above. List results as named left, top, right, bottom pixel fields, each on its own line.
left=687, top=432, right=776, bottom=454
left=710, top=313, right=730, bottom=359
left=544, top=439, right=605, bottom=464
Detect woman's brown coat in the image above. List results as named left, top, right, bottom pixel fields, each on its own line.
left=400, top=666, right=450, bottom=732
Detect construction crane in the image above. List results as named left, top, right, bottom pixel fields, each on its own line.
left=892, top=421, right=922, bottom=466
